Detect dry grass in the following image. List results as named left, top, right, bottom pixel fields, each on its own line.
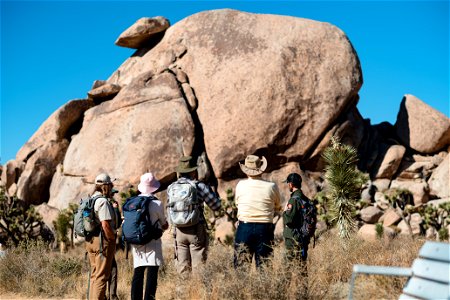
left=0, top=233, right=425, bottom=300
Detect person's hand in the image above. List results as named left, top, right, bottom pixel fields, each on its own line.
left=162, top=223, right=169, bottom=231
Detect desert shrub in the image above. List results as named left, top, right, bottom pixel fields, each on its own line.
left=375, top=223, right=384, bottom=239
left=0, top=231, right=425, bottom=299
left=119, top=187, right=139, bottom=206
left=0, top=240, right=84, bottom=297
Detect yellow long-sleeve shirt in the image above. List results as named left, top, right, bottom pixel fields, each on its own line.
left=235, top=177, right=282, bottom=223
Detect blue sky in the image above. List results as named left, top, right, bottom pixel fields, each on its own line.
left=1, top=1, right=449, bottom=164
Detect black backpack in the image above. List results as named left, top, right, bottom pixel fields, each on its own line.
left=122, top=195, right=163, bottom=245
left=292, top=195, right=317, bottom=242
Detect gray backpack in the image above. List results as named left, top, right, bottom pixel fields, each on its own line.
left=167, top=178, right=202, bottom=227
left=74, top=195, right=103, bottom=238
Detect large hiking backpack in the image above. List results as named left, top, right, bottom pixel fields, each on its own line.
left=74, top=195, right=103, bottom=238
left=293, top=195, right=317, bottom=242
left=122, top=195, right=163, bottom=245
left=167, top=178, right=202, bottom=227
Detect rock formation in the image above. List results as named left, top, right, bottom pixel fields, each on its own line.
left=1, top=10, right=449, bottom=243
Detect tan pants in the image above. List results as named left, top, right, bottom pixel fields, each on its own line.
left=175, top=223, right=208, bottom=274
left=86, top=235, right=116, bottom=300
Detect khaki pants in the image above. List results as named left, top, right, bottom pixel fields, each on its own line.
left=175, top=223, right=208, bottom=274
left=86, top=235, right=116, bottom=300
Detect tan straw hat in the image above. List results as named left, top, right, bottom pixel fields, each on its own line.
left=239, top=155, right=268, bottom=176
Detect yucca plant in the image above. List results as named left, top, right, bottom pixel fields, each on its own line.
left=322, top=137, right=364, bottom=239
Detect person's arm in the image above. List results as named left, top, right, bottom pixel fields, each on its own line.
left=197, top=182, right=221, bottom=211
left=101, top=220, right=116, bottom=241
left=273, top=185, right=282, bottom=213
left=283, top=197, right=299, bottom=228
left=155, top=201, right=169, bottom=230
left=97, top=198, right=116, bottom=241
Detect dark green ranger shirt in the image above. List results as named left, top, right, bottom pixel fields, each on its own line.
left=282, top=189, right=304, bottom=240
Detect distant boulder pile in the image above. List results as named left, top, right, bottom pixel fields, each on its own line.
left=1, top=9, right=449, bottom=242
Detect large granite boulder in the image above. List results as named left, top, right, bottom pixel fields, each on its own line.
left=53, top=71, right=196, bottom=206
left=390, top=180, right=429, bottom=206
left=17, top=140, right=69, bottom=205
left=428, top=154, right=449, bottom=199
left=373, top=144, right=406, bottom=179
left=108, top=9, right=362, bottom=180
left=1, top=159, right=25, bottom=194
left=394, top=95, right=450, bottom=154
left=15, top=99, right=94, bottom=162
left=115, top=17, right=170, bottom=49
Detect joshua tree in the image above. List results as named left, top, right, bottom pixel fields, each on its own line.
left=386, top=188, right=415, bottom=237
left=322, top=137, right=365, bottom=239
left=0, top=190, right=44, bottom=246
left=420, top=202, right=450, bottom=241
left=53, top=208, right=74, bottom=253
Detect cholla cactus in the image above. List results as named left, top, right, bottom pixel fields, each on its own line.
left=322, top=137, right=365, bottom=239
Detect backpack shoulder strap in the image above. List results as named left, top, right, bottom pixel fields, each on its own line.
left=291, top=194, right=304, bottom=206
left=88, top=194, right=104, bottom=207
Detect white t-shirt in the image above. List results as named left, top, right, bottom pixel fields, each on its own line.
left=92, top=191, right=115, bottom=230
left=131, top=195, right=167, bottom=268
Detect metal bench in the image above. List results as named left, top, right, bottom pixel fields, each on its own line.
left=348, top=241, right=450, bottom=300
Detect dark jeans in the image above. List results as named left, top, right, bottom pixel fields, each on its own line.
left=234, top=222, right=274, bottom=269
left=131, top=266, right=159, bottom=300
